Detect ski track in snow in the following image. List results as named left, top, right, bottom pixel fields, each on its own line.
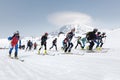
left=0, top=48, right=120, bottom=80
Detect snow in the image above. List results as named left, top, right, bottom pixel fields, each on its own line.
left=0, top=29, right=120, bottom=80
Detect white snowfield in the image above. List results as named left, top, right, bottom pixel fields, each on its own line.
left=0, top=29, right=120, bottom=80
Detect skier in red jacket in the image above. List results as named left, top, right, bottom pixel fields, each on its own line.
left=8, top=31, right=20, bottom=59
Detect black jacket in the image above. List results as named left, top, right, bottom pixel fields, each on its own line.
left=41, top=35, right=47, bottom=43
left=86, top=31, right=97, bottom=40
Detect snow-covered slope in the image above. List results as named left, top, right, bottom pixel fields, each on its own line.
left=104, top=28, right=120, bottom=49
left=0, top=28, right=120, bottom=80
left=0, top=39, right=10, bottom=48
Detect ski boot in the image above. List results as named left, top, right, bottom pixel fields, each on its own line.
left=14, top=52, right=18, bottom=59
left=96, top=47, right=101, bottom=51
left=38, top=50, right=40, bottom=55
left=43, top=50, right=47, bottom=55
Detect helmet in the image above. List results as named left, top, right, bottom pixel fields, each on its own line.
left=93, top=28, right=98, bottom=32
left=97, top=32, right=101, bottom=34
left=102, top=32, right=106, bottom=35
left=14, top=30, right=19, bottom=35
left=45, top=32, right=48, bottom=35
left=71, top=28, right=75, bottom=32
left=55, top=38, right=57, bottom=40
left=16, top=30, right=19, bottom=33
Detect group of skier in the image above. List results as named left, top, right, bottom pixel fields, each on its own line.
left=26, top=40, right=37, bottom=51
left=74, top=28, right=106, bottom=50
left=86, top=28, right=106, bottom=50
left=8, top=28, right=106, bottom=58
left=37, top=28, right=106, bottom=54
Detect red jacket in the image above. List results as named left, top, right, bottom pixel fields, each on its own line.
left=11, top=36, right=19, bottom=47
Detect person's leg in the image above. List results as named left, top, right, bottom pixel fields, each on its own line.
left=75, top=43, right=78, bottom=49
left=49, top=44, right=54, bottom=50
left=89, top=41, right=94, bottom=50
left=65, top=42, right=70, bottom=52
left=9, top=47, right=13, bottom=57
left=82, top=41, right=85, bottom=49
left=44, top=43, right=47, bottom=54
left=38, top=42, right=43, bottom=54
left=15, top=44, right=18, bottom=58
left=68, top=43, right=73, bottom=52
left=100, top=42, right=103, bottom=47
left=55, top=44, right=57, bottom=51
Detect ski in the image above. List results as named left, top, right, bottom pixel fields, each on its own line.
left=61, top=52, right=84, bottom=56
left=79, top=47, right=109, bottom=53
left=9, top=56, right=24, bottom=62
left=37, top=53, right=55, bottom=56
left=17, top=59, right=24, bottom=62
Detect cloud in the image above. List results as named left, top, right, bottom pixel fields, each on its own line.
left=48, top=11, right=93, bottom=26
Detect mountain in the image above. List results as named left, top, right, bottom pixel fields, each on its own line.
left=50, top=24, right=94, bottom=36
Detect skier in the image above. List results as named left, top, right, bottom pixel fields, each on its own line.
left=34, top=42, right=37, bottom=50
left=49, top=38, right=57, bottom=51
left=99, top=32, right=106, bottom=48
left=61, top=37, right=69, bottom=50
left=38, top=32, right=48, bottom=55
left=75, top=36, right=82, bottom=49
left=95, top=32, right=101, bottom=49
left=64, top=28, right=75, bottom=52
left=86, top=28, right=98, bottom=50
left=8, top=31, right=20, bottom=59
left=26, top=40, right=32, bottom=51
left=81, top=36, right=87, bottom=49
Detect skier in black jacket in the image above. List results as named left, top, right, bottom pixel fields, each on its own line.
left=38, top=32, right=48, bottom=54
left=49, top=38, right=57, bottom=51
left=86, top=28, right=98, bottom=50
left=99, top=32, right=106, bottom=48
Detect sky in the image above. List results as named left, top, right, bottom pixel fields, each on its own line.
left=0, top=0, right=120, bottom=38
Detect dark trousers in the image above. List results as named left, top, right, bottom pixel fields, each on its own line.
left=75, top=42, right=82, bottom=49
left=100, top=42, right=103, bottom=47
left=89, top=41, right=94, bottom=50
left=39, top=42, right=46, bottom=50
left=50, top=44, right=57, bottom=50
left=64, top=42, right=73, bottom=52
